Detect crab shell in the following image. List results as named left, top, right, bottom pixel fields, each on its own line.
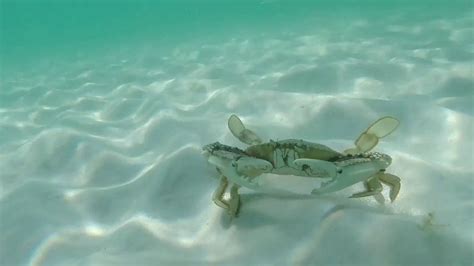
left=243, top=139, right=342, bottom=177
left=246, top=137, right=390, bottom=173
left=246, top=139, right=341, bottom=160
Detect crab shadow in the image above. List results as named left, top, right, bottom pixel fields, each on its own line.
left=217, top=193, right=473, bottom=266
left=218, top=192, right=344, bottom=229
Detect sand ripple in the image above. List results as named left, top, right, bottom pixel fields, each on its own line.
left=1, top=5, right=473, bottom=266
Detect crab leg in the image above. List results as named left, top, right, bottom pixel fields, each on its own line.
left=212, top=177, right=242, bottom=217
left=379, top=173, right=401, bottom=202
left=228, top=184, right=241, bottom=217
left=212, top=177, right=229, bottom=209
left=349, top=175, right=383, bottom=199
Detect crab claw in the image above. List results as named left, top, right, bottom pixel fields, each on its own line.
left=235, top=156, right=273, bottom=177
left=345, top=116, right=399, bottom=154
left=228, top=114, right=262, bottom=145
left=293, top=158, right=337, bottom=177
left=311, top=159, right=385, bottom=195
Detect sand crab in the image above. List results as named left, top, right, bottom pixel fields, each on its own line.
left=203, top=114, right=401, bottom=217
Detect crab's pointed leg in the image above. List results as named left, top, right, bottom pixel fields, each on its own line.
left=228, top=114, right=263, bottom=145
left=349, top=176, right=384, bottom=201
left=345, top=116, right=400, bottom=154
left=379, top=173, right=401, bottom=202
left=293, top=158, right=337, bottom=177
left=212, top=177, right=229, bottom=210
left=228, top=183, right=241, bottom=217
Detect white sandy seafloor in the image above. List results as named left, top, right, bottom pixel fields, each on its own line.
left=1, top=5, right=473, bottom=266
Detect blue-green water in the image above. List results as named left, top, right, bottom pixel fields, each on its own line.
left=1, top=1, right=473, bottom=265
left=2, top=1, right=471, bottom=68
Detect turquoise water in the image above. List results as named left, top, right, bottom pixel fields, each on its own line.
left=1, top=1, right=473, bottom=265
left=3, top=1, right=471, bottom=68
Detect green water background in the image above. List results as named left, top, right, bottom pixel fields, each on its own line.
left=1, top=0, right=472, bottom=74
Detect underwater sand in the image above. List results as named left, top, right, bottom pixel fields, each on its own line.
left=1, top=1, right=473, bottom=265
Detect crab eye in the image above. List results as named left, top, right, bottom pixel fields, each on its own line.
left=337, top=169, right=343, bottom=174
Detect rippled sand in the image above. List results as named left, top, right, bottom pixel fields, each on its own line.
left=1, top=4, right=473, bottom=266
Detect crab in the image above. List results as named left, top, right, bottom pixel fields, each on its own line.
left=202, top=114, right=401, bottom=217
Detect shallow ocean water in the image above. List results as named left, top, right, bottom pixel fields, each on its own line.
left=1, top=1, right=473, bottom=265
